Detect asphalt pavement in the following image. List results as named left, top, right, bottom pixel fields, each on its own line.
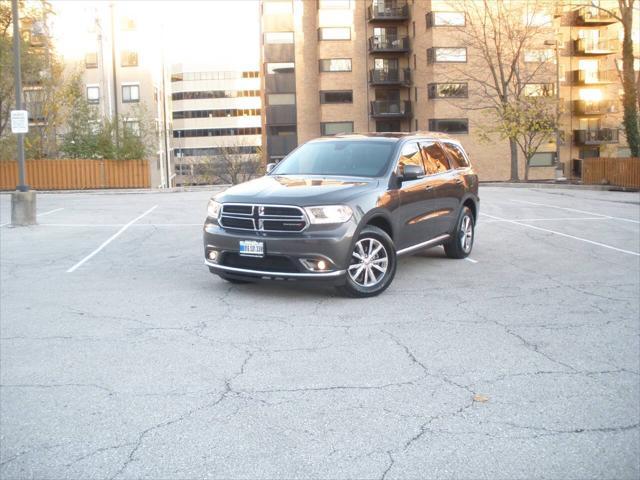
left=0, top=186, right=639, bottom=479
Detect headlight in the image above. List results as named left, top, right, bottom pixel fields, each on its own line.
left=304, top=205, right=353, bottom=224
left=207, top=200, right=222, bottom=219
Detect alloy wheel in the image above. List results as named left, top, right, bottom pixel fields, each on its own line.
left=348, top=238, right=388, bottom=287
left=460, top=215, right=473, bottom=253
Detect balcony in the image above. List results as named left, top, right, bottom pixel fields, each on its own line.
left=574, top=38, right=619, bottom=55
left=576, top=6, right=618, bottom=25
left=368, top=2, right=409, bottom=22
left=370, top=100, right=412, bottom=118
left=574, top=128, right=619, bottom=145
left=368, top=35, right=410, bottom=53
left=573, top=100, right=617, bottom=115
left=569, top=69, right=618, bottom=85
left=369, top=68, right=411, bottom=86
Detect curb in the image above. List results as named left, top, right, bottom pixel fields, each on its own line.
left=480, top=182, right=639, bottom=192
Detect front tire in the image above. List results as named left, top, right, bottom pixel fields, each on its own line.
left=444, top=206, right=474, bottom=259
left=336, top=226, right=397, bottom=298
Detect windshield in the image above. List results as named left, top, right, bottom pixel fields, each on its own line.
left=272, top=140, right=395, bottom=178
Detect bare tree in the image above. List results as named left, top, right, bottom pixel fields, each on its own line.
left=444, top=0, right=558, bottom=180
left=183, top=142, right=263, bottom=185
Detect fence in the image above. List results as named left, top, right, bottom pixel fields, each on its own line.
left=0, top=159, right=150, bottom=190
left=580, top=157, right=640, bottom=189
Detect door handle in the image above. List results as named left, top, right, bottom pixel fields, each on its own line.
left=425, top=185, right=434, bottom=191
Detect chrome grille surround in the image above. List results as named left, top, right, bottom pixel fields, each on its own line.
left=219, top=203, right=309, bottom=233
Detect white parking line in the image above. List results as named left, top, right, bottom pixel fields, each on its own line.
left=481, top=212, right=640, bottom=257
left=464, top=257, right=478, bottom=263
left=513, top=200, right=640, bottom=224
left=0, top=207, right=64, bottom=227
left=66, top=205, right=158, bottom=273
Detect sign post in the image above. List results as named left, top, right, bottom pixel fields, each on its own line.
left=10, top=0, right=36, bottom=226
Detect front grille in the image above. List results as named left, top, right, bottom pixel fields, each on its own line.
left=222, top=253, right=300, bottom=273
left=219, top=204, right=307, bottom=232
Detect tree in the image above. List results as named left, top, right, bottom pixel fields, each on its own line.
left=184, top=143, right=263, bottom=185
left=0, top=1, right=73, bottom=159
left=481, top=97, right=558, bottom=181
left=445, top=0, right=558, bottom=180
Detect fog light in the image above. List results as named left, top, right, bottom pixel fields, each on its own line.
left=317, top=260, right=327, bottom=270
left=208, top=250, right=218, bottom=261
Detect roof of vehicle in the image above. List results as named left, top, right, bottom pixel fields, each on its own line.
left=314, top=131, right=459, bottom=143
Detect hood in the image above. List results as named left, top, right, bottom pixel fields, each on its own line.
left=216, top=175, right=379, bottom=206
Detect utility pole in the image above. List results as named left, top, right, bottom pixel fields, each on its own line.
left=10, top=0, right=37, bottom=226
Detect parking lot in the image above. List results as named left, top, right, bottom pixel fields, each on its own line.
left=1, top=186, right=639, bottom=479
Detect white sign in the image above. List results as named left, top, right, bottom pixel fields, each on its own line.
left=11, top=110, right=29, bottom=134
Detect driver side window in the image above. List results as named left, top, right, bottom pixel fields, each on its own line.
left=397, top=142, right=425, bottom=176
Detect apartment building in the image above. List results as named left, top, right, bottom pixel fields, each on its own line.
left=51, top=1, right=173, bottom=187
left=260, top=0, right=634, bottom=181
left=171, top=65, right=262, bottom=185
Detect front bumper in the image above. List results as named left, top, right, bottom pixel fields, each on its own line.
left=203, top=219, right=356, bottom=281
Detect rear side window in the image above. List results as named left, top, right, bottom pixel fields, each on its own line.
left=443, top=142, right=470, bottom=168
left=398, top=143, right=425, bottom=176
left=420, top=141, right=451, bottom=174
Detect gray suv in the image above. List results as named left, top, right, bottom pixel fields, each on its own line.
left=203, top=132, right=479, bottom=297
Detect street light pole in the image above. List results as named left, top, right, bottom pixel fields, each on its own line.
left=10, top=0, right=36, bottom=226
left=12, top=0, right=28, bottom=192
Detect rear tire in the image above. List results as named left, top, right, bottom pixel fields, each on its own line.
left=444, top=206, right=474, bottom=259
left=336, top=226, right=396, bottom=298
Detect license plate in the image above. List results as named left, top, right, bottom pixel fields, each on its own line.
left=239, top=240, right=264, bottom=257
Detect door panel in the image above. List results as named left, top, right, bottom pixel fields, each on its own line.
left=395, top=142, right=441, bottom=249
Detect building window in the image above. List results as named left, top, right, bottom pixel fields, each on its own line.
left=121, top=51, right=138, bottom=67
left=426, top=11, right=465, bottom=27
left=173, top=127, right=262, bottom=138
left=85, top=52, right=98, bottom=68
left=121, top=17, right=136, bottom=31
left=428, top=119, right=469, bottom=134
left=264, top=32, right=294, bottom=44
left=268, top=125, right=296, bottom=136
left=267, top=93, right=296, bottom=105
left=263, top=1, right=293, bottom=15
left=524, top=49, right=555, bottom=63
left=319, top=58, right=352, bottom=72
left=123, top=119, right=140, bottom=136
left=524, top=83, right=554, bottom=97
left=172, top=108, right=261, bottom=120
left=428, top=83, right=468, bottom=99
left=523, top=11, right=552, bottom=26
left=122, top=84, right=140, bottom=103
left=427, top=47, right=467, bottom=63
left=320, top=90, right=353, bottom=104
left=318, top=27, right=351, bottom=40
left=86, top=85, right=100, bottom=104
left=319, top=0, right=350, bottom=8
left=175, top=164, right=192, bottom=175
left=266, top=62, right=295, bottom=74
left=528, top=152, right=556, bottom=166
left=321, top=121, right=354, bottom=135
left=172, top=90, right=260, bottom=100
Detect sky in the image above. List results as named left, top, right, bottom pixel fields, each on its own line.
left=48, top=0, right=261, bottom=70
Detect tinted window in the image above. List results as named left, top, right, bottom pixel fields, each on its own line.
left=320, top=90, right=353, bottom=103
left=273, top=141, right=394, bottom=177
left=397, top=143, right=424, bottom=176
left=428, top=119, right=469, bottom=134
left=421, top=142, right=451, bottom=174
left=443, top=142, right=470, bottom=168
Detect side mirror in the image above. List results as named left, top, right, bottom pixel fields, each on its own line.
left=266, top=163, right=277, bottom=174
left=401, top=164, right=423, bottom=182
